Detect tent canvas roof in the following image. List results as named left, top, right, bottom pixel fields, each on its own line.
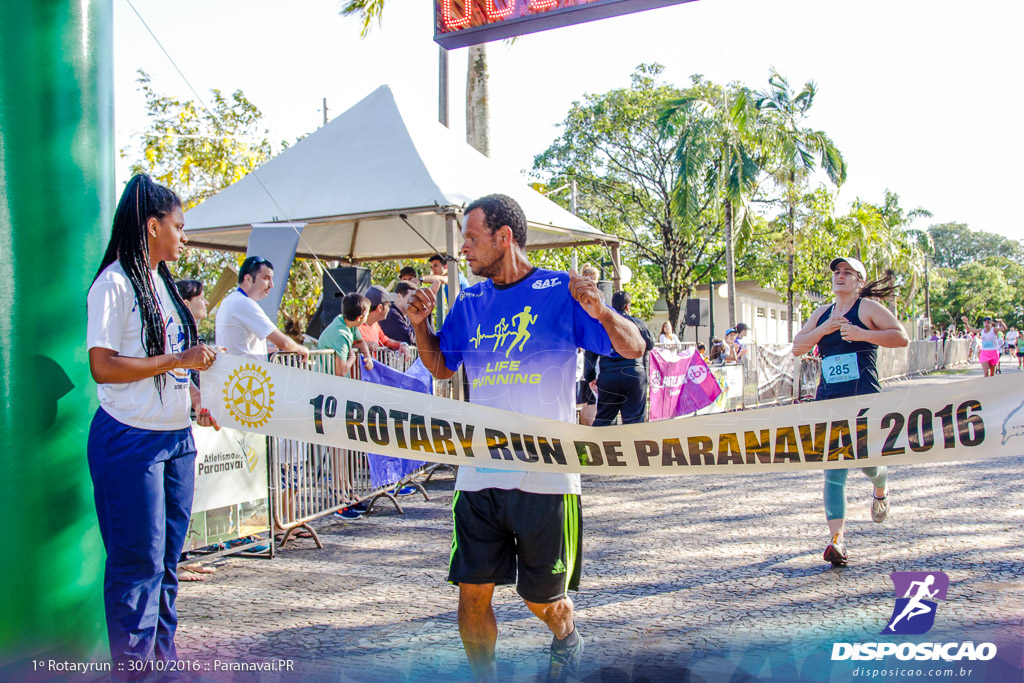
left=184, top=85, right=616, bottom=262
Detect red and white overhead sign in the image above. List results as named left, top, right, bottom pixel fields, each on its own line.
left=435, top=0, right=698, bottom=49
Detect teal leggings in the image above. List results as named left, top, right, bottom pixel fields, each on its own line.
left=824, top=467, right=887, bottom=521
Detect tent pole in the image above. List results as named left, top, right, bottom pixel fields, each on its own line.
left=445, top=213, right=463, bottom=400
left=611, top=242, right=622, bottom=292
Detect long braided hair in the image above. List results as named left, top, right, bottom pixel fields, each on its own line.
left=93, top=174, right=197, bottom=396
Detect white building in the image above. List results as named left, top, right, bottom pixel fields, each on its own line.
left=649, top=280, right=816, bottom=346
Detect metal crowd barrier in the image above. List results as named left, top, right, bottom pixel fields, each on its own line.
left=652, top=337, right=973, bottom=414
left=268, top=346, right=453, bottom=549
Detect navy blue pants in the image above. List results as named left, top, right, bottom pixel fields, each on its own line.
left=87, top=408, right=196, bottom=673
left=593, top=367, right=648, bottom=426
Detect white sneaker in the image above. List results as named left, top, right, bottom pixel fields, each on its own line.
left=871, top=492, right=889, bottom=523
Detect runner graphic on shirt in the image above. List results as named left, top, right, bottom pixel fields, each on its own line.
left=469, top=306, right=538, bottom=357
left=508, top=306, right=537, bottom=356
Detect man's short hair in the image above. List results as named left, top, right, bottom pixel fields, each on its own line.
left=342, top=292, right=369, bottom=322
left=394, top=281, right=417, bottom=297
left=611, top=290, right=630, bottom=313
left=399, top=265, right=418, bottom=279
left=465, top=194, right=528, bottom=249
left=428, top=254, right=445, bottom=265
left=239, top=255, right=273, bottom=284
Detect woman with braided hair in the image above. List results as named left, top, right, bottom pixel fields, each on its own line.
left=86, top=174, right=219, bottom=673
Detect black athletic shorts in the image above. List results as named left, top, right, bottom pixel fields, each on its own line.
left=448, top=488, right=582, bottom=604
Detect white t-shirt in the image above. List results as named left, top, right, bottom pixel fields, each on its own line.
left=980, top=328, right=1000, bottom=352
left=87, top=262, right=192, bottom=430
left=215, top=289, right=276, bottom=360
left=1006, top=330, right=1018, bottom=345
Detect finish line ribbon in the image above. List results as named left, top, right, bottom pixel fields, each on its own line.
left=203, top=355, right=1024, bottom=475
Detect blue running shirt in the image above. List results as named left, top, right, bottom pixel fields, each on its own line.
left=438, top=268, right=613, bottom=494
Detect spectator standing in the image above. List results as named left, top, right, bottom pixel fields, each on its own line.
left=1005, top=326, right=1018, bottom=356
left=406, top=194, right=644, bottom=682
left=734, top=322, right=749, bottom=361
left=398, top=265, right=420, bottom=285
left=379, top=281, right=421, bottom=345
left=723, top=328, right=740, bottom=363
left=86, top=175, right=219, bottom=673
left=358, top=285, right=412, bottom=361
left=658, top=320, right=679, bottom=344
left=214, top=256, right=309, bottom=362
left=318, top=293, right=374, bottom=377
left=578, top=266, right=601, bottom=426
left=422, top=252, right=470, bottom=326
left=592, top=290, right=655, bottom=427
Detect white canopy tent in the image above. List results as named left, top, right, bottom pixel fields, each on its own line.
left=184, top=85, right=621, bottom=279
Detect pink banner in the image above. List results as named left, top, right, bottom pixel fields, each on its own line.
left=649, top=348, right=722, bottom=420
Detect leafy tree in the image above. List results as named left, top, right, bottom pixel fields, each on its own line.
left=928, top=222, right=1024, bottom=269
left=743, top=185, right=841, bottom=321
left=122, top=72, right=317, bottom=334
left=534, top=64, right=726, bottom=330
left=341, top=1, right=491, bottom=156
left=660, top=78, right=762, bottom=327
left=756, top=68, right=847, bottom=340
left=929, top=262, right=1012, bottom=325
left=831, top=190, right=930, bottom=317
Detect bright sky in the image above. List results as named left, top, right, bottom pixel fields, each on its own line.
left=114, top=0, right=1024, bottom=243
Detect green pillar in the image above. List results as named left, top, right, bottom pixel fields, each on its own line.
left=0, top=0, right=113, bottom=666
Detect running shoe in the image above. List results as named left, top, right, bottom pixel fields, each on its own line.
left=350, top=501, right=369, bottom=513
left=546, top=630, right=584, bottom=683
left=823, top=533, right=848, bottom=567
left=389, top=485, right=416, bottom=497
left=871, top=492, right=889, bottom=523
left=334, top=507, right=362, bottom=520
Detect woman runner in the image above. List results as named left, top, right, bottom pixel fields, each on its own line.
left=87, top=174, right=219, bottom=673
left=961, top=315, right=1006, bottom=377
left=792, top=257, right=909, bottom=566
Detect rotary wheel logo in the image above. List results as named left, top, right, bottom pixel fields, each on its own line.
left=223, top=364, right=276, bottom=429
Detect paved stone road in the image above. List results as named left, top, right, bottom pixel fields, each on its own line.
left=176, top=367, right=1024, bottom=682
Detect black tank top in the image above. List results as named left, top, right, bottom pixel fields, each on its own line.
left=814, top=298, right=880, bottom=399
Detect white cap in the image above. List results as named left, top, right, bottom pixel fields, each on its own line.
left=829, top=257, right=867, bottom=280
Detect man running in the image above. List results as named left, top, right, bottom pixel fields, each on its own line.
left=407, top=194, right=644, bottom=682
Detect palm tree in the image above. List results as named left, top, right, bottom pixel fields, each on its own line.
left=341, top=0, right=490, bottom=155
left=756, top=68, right=847, bottom=340
left=661, top=81, right=761, bottom=326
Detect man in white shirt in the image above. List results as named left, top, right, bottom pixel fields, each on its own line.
left=215, top=256, right=309, bottom=362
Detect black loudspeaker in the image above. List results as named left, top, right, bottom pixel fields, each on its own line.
left=685, top=298, right=709, bottom=327
left=306, top=266, right=372, bottom=339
